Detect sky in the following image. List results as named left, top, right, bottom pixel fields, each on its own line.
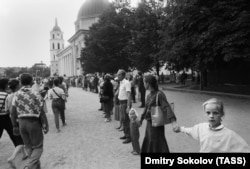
left=0, top=0, right=139, bottom=68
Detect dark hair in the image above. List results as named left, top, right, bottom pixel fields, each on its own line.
left=0, top=78, right=9, bottom=90
left=8, top=79, right=19, bottom=92
left=128, top=74, right=133, bottom=81
left=48, top=78, right=54, bottom=88
left=53, top=78, right=60, bottom=86
left=58, top=76, right=63, bottom=84
left=20, top=73, right=33, bottom=86
left=104, top=74, right=111, bottom=82
left=144, top=75, right=158, bottom=91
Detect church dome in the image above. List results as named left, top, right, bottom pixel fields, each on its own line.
left=52, top=25, right=61, bottom=32
left=77, top=0, right=110, bottom=20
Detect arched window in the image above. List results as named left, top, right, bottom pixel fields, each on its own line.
left=53, top=34, right=55, bottom=39
left=54, top=55, right=55, bottom=60
left=58, top=43, right=60, bottom=49
left=52, top=43, right=54, bottom=49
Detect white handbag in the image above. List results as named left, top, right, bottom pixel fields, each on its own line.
left=151, top=92, right=174, bottom=127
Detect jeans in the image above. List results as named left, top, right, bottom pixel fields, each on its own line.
left=52, top=99, right=65, bottom=129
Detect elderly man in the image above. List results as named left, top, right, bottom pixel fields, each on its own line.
left=117, top=69, right=132, bottom=144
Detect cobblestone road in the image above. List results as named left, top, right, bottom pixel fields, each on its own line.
left=1, top=87, right=250, bottom=169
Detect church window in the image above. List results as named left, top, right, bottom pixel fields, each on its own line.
left=54, top=55, right=55, bottom=60
left=53, top=43, right=54, bottom=49
left=58, top=43, right=60, bottom=49
left=53, top=34, right=55, bottom=39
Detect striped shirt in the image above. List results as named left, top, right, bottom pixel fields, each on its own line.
left=0, top=91, right=8, bottom=115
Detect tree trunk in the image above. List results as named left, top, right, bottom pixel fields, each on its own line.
left=203, top=69, right=208, bottom=87
left=199, top=71, right=203, bottom=90
left=191, top=68, right=195, bottom=82
left=156, top=61, right=160, bottom=76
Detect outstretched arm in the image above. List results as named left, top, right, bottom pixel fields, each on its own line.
left=40, top=107, right=49, bottom=134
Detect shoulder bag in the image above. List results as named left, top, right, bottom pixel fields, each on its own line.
left=52, top=89, right=64, bottom=100
left=150, top=92, right=174, bottom=127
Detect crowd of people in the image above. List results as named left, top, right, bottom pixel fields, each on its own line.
left=88, top=69, right=250, bottom=155
left=0, top=73, right=69, bottom=169
left=1, top=70, right=250, bottom=168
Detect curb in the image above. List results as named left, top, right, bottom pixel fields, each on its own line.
left=161, top=87, right=250, bottom=100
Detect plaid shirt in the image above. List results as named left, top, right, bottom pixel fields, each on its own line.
left=12, top=86, right=43, bottom=118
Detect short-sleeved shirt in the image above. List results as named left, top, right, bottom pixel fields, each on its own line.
left=118, top=78, right=131, bottom=101
left=31, top=83, right=43, bottom=94
left=12, top=86, right=44, bottom=118
left=5, top=93, right=14, bottom=113
left=48, top=87, right=65, bottom=100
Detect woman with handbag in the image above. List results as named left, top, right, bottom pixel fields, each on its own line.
left=140, top=74, right=177, bottom=153
left=48, top=78, right=66, bottom=133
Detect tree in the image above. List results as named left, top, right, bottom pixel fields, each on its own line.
left=4, top=68, right=17, bottom=78
left=127, top=1, right=165, bottom=74
left=81, top=5, right=132, bottom=73
left=161, top=0, right=250, bottom=88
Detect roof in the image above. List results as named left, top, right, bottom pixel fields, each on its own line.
left=77, top=0, right=110, bottom=20
left=52, top=18, right=62, bottom=32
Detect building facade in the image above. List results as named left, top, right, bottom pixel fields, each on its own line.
left=49, top=0, right=161, bottom=77
left=50, top=0, right=110, bottom=77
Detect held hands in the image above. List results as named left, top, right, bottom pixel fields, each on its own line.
left=43, top=124, right=49, bottom=134
left=173, top=126, right=181, bottom=133
left=171, top=121, right=181, bottom=133
left=126, top=107, right=130, bottom=114
left=13, top=126, right=20, bottom=136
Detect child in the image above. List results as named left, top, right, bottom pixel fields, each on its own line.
left=129, top=108, right=141, bottom=155
left=174, top=98, right=250, bottom=152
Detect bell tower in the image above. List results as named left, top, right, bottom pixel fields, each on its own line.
left=50, top=18, right=64, bottom=76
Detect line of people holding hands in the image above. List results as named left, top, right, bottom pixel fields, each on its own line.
left=102, top=69, right=250, bottom=156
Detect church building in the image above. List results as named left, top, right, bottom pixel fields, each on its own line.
left=50, top=0, right=111, bottom=77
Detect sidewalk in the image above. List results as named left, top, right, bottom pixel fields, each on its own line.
left=159, top=80, right=250, bottom=100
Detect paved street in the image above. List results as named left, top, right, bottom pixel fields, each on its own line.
left=0, top=87, right=250, bottom=169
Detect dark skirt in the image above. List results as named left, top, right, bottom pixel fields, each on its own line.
left=141, top=120, right=169, bottom=153
left=103, top=99, right=113, bottom=118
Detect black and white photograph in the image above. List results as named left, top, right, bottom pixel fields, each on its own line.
left=0, top=0, right=250, bottom=169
